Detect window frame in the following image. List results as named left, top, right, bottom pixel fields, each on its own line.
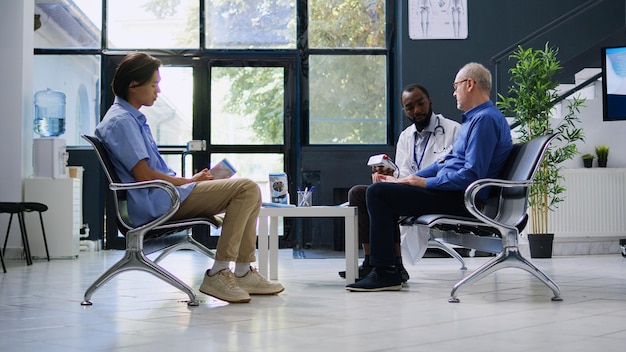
left=33, top=0, right=395, bottom=249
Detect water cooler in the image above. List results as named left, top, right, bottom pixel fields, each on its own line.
left=24, top=88, right=79, bottom=259
left=33, top=137, right=67, bottom=178
left=34, top=88, right=66, bottom=137
left=33, top=88, right=67, bottom=178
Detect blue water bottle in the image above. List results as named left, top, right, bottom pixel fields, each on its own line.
left=34, top=88, right=66, bottom=137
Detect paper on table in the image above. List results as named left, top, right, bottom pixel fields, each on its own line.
left=209, top=158, right=237, bottom=179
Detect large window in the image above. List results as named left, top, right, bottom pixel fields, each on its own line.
left=309, top=55, right=387, bottom=144
left=34, top=0, right=391, bottom=246
left=34, top=0, right=102, bottom=49
left=141, top=67, right=194, bottom=145
left=205, top=0, right=297, bottom=49
left=33, top=55, right=101, bottom=146
left=309, top=0, right=385, bottom=49
left=308, top=0, right=388, bottom=144
left=34, top=0, right=389, bottom=146
left=209, top=62, right=290, bottom=204
left=107, top=0, right=199, bottom=49
left=210, top=66, right=285, bottom=145
left=141, top=66, right=194, bottom=175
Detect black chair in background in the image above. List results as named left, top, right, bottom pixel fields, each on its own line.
left=0, top=203, right=24, bottom=273
left=403, top=134, right=562, bottom=303
left=20, top=202, right=51, bottom=261
left=1, top=201, right=51, bottom=269
left=80, top=135, right=222, bottom=306
left=0, top=239, right=4, bottom=273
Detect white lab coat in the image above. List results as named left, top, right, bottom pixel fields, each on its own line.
left=394, top=113, right=461, bottom=178
left=394, top=113, right=461, bottom=264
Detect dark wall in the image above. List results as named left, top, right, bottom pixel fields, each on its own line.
left=67, top=148, right=105, bottom=243
left=302, top=0, right=626, bottom=251
left=396, top=0, right=625, bottom=125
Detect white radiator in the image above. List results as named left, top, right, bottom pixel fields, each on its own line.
left=548, top=168, right=626, bottom=237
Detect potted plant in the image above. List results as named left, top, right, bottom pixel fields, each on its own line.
left=581, top=153, right=594, bottom=168
left=497, top=43, right=586, bottom=258
left=595, top=144, right=609, bottom=167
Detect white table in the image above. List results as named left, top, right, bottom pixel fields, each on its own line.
left=257, top=206, right=359, bottom=283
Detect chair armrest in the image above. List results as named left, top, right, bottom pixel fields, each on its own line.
left=407, top=178, right=533, bottom=235
left=463, top=178, right=533, bottom=231
left=109, top=179, right=181, bottom=233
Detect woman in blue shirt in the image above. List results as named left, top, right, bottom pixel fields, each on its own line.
left=96, top=52, right=284, bottom=303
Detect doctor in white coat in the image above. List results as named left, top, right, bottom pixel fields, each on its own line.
left=339, top=84, right=460, bottom=280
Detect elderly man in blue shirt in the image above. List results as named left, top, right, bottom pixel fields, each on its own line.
left=347, top=62, right=513, bottom=292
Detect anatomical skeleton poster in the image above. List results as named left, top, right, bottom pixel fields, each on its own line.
left=408, top=0, right=468, bottom=40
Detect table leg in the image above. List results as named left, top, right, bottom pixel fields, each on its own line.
left=344, top=211, right=358, bottom=284
left=257, top=215, right=269, bottom=279
left=269, top=216, right=279, bottom=280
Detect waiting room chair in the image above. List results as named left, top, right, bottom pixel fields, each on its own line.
left=80, top=135, right=222, bottom=306
left=426, top=234, right=467, bottom=270
left=398, top=225, right=467, bottom=270
left=403, top=134, right=562, bottom=303
left=1, top=201, right=51, bottom=268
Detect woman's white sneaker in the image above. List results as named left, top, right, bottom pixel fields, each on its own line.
left=236, top=267, right=285, bottom=295
left=199, top=269, right=251, bottom=303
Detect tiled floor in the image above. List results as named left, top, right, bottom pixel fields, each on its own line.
left=1, top=249, right=625, bottom=352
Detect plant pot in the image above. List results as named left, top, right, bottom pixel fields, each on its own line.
left=583, top=159, right=593, bottom=168
left=598, top=158, right=607, bottom=167
left=527, top=233, right=554, bottom=258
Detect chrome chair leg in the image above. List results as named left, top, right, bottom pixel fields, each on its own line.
left=448, top=247, right=562, bottom=303
left=153, top=232, right=216, bottom=263
left=506, top=249, right=562, bottom=301
left=81, top=249, right=200, bottom=306
left=427, top=238, right=467, bottom=270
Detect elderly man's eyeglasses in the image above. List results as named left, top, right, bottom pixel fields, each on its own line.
left=452, top=79, right=469, bottom=91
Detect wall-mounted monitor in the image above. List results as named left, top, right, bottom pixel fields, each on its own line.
left=602, top=46, right=626, bottom=121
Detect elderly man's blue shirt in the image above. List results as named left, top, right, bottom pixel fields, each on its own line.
left=418, top=101, right=512, bottom=200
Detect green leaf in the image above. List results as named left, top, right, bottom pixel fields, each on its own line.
left=498, top=42, right=586, bottom=233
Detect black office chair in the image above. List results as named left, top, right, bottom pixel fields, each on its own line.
left=403, top=134, right=562, bottom=303
left=80, top=135, right=222, bottom=306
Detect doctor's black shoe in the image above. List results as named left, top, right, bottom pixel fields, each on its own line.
left=396, top=257, right=410, bottom=283
left=345, top=267, right=403, bottom=292
left=338, top=263, right=372, bottom=279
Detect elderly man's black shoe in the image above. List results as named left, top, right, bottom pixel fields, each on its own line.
left=345, top=267, right=403, bottom=292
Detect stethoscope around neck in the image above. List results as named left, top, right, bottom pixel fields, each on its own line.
left=413, top=116, right=445, bottom=171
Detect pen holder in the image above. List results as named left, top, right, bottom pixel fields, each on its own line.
left=297, top=190, right=313, bottom=207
